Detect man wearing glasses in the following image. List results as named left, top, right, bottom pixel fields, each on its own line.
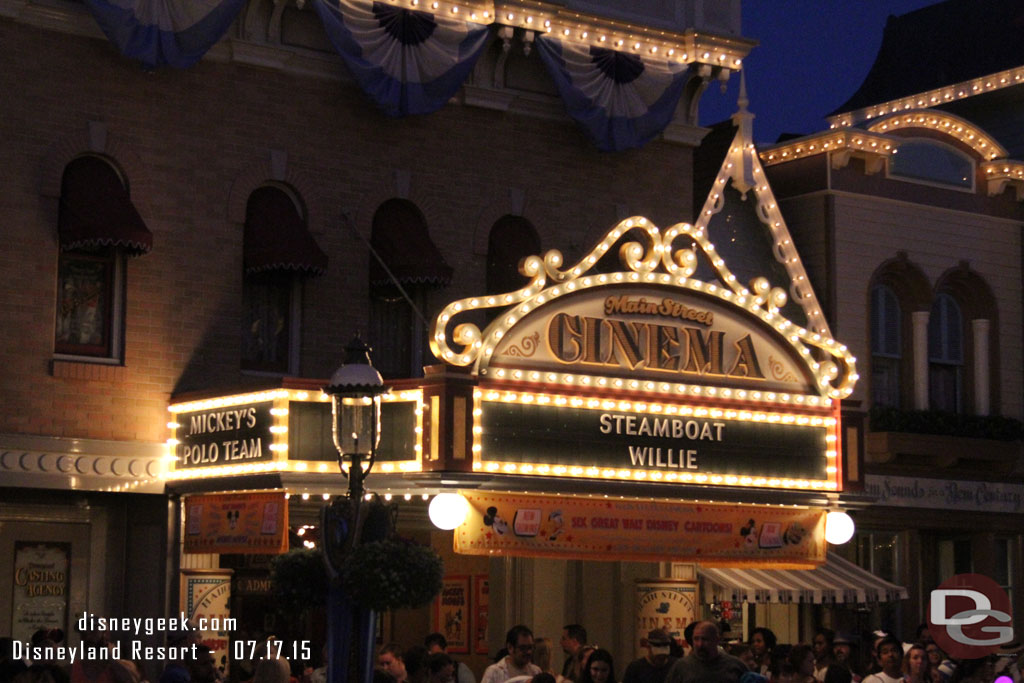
left=481, top=625, right=542, bottom=683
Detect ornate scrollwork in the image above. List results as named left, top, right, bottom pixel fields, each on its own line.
left=429, top=216, right=858, bottom=399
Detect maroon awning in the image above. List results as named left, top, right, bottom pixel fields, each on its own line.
left=370, top=199, right=452, bottom=290
left=58, top=156, right=152, bottom=255
left=244, top=187, right=328, bottom=276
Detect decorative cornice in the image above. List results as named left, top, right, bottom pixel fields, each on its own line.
left=760, top=130, right=895, bottom=171
left=828, top=64, right=1024, bottom=130
left=866, top=110, right=1006, bottom=161
left=0, top=433, right=166, bottom=493
left=982, top=160, right=1024, bottom=201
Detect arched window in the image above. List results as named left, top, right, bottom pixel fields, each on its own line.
left=928, top=292, right=963, bottom=412
left=369, top=199, right=452, bottom=378
left=870, top=284, right=901, bottom=407
left=242, top=184, right=326, bottom=374
left=55, top=155, right=151, bottom=360
left=889, top=139, right=974, bottom=189
left=486, top=215, right=540, bottom=298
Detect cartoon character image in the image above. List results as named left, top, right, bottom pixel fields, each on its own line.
left=226, top=510, right=240, bottom=530
left=739, top=519, right=757, bottom=547
left=483, top=506, right=509, bottom=535
left=783, top=522, right=806, bottom=545
left=548, top=510, right=564, bottom=541
left=655, top=602, right=670, bottom=614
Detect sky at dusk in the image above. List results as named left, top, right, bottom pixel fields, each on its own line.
left=698, top=0, right=942, bottom=143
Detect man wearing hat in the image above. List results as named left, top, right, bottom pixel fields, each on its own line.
left=623, top=629, right=680, bottom=683
left=830, top=633, right=861, bottom=682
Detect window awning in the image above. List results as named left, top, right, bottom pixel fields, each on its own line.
left=370, top=199, right=452, bottom=291
left=244, top=187, right=328, bottom=276
left=59, top=156, right=153, bottom=255
left=699, top=552, right=908, bottom=604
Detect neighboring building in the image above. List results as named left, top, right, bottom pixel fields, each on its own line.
left=755, top=0, right=1023, bottom=641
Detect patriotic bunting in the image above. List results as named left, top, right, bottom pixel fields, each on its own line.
left=312, top=0, right=489, bottom=117
left=83, top=0, right=246, bottom=69
left=535, top=35, right=691, bottom=151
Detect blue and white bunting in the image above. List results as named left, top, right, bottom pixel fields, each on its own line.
left=83, top=0, right=246, bottom=69
left=535, top=35, right=691, bottom=152
left=312, top=0, right=489, bottom=117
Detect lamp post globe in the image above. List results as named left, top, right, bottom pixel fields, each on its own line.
left=323, top=336, right=387, bottom=499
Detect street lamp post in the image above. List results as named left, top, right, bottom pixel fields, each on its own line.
left=321, top=336, right=390, bottom=683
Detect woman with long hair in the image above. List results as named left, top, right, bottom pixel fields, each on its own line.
left=901, top=644, right=930, bottom=683
left=749, top=628, right=778, bottom=679
left=578, top=650, right=615, bottom=683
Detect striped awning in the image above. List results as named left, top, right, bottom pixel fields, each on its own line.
left=699, top=552, right=908, bottom=604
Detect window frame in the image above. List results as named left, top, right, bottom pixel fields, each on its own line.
left=240, top=272, right=302, bottom=376
left=53, top=248, right=126, bottom=363
left=887, top=137, right=976, bottom=192
left=870, top=284, right=902, bottom=408
left=928, top=292, right=964, bottom=412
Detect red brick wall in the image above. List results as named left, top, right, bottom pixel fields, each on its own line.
left=0, top=20, right=697, bottom=443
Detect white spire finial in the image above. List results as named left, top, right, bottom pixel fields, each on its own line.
left=729, top=70, right=756, bottom=197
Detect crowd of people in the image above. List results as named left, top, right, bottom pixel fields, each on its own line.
left=367, top=622, right=1022, bottom=683
left=3, top=621, right=1021, bottom=683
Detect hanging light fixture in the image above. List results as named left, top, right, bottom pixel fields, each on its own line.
left=825, top=510, right=855, bottom=545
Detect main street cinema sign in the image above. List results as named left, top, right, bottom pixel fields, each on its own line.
left=430, top=216, right=858, bottom=493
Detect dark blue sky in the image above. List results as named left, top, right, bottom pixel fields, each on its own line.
left=698, top=0, right=941, bottom=143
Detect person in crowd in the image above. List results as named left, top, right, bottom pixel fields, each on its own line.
left=404, top=646, right=430, bottom=683
left=623, top=629, right=679, bottom=683
left=426, top=653, right=455, bottom=683
left=532, top=676, right=557, bottom=683
left=579, top=650, right=616, bottom=683
left=1, top=638, right=29, bottom=683
left=830, top=634, right=859, bottom=681
left=425, top=634, right=475, bottom=683
left=749, top=630, right=777, bottom=680
left=481, top=626, right=541, bottom=683
left=922, top=644, right=950, bottom=683
left=812, top=631, right=834, bottom=683
left=561, top=627, right=588, bottom=681
left=378, top=644, right=409, bottom=683
left=901, top=644, right=929, bottom=683
left=787, top=645, right=816, bottom=683
left=862, top=636, right=902, bottom=683
left=665, top=621, right=747, bottom=683
left=253, top=658, right=290, bottom=683
left=13, top=665, right=70, bottom=683
left=571, top=649, right=597, bottom=683
left=531, top=638, right=559, bottom=682
left=186, top=647, right=217, bottom=683
left=823, top=666, right=851, bottom=683
left=726, top=646, right=756, bottom=674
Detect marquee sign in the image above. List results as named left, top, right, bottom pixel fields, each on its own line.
left=167, top=388, right=422, bottom=479
left=477, top=391, right=834, bottom=486
left=430, top=217, right=856, bottom=405
left=430, top=213, right=855, bottom=492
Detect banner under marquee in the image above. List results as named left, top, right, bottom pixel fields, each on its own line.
left=534, top=36, right=691, bottom=151
left=312, top=0, right=490, bottom=117
left=455, top=490, right=826, bottom=568
left=83, top=0, right=246, bottom=69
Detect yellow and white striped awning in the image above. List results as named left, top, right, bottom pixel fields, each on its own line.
left=700, top=552, right=908, bottom=604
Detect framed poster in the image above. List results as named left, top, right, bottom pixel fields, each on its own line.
left=634, top=580, right=698, bottom=658
left=472, top=575, right=489, bottom=655
left=12, top=542, right=70, bottom=643
left=433, top=575, right=470, bottom=654
left=180, top=570, right=233, bottom=674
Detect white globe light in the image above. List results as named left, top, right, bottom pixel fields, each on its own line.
left=825, top=510, right=855, bottom=545
left=429, top=493, right=469, bottom=530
